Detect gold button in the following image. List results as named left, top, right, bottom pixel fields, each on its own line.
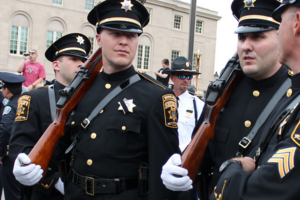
left=288, top=70, right=294, bottom=76
left=122, top=126, right=126, bottom=130
left=71, top=121, right=75, bottom=125
left=287, top=88, right=293, bottom=97
left=244, top=120, right=251, bottom=127
left=105, top=83, right=111, bottom=89
left=45, top=184, right=48, bottom=187
left=91, top=133, right=97, bottom=139
left=100, top=110, right=104, bottom=114
left=87, top=159, right=93, bottom=166
left=253, top=90, right=260, bottom=97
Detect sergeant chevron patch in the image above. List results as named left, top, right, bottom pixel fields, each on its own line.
left=268, top=147, right=296, bottom=179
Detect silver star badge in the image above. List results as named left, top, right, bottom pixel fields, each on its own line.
left=121, top=0, right=134, bottom=12
left=76, top=36, right=84, bottom=45
left=118, top=98, right=136, bottom=114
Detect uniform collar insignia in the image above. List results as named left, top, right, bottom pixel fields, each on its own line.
left=121, top=0, right=134, bottom=12
left=244, top=0, right=256, bottom=10
left=76, top=36, right=84, bottom=45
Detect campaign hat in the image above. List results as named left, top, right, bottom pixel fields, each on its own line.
left=231, top=0, right=281, bottom=33
left=166, top=56, right=200, bottom=75
left=45, top=33, right=91, bottom=62
left=273, top=0, right=300, bottom=22
left=87, top=0, right=149, bottom=35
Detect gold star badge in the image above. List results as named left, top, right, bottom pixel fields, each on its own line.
left=76, top=36, right=84, bottom=45
left=121, top=0, right=134, bottom=12
left=244, top=0, right=256, bottom=10
left=168, top=107, right=177, bottom=122
left=186, top=62, right=189, bottom=67
left=17, top=105, right=25, bottom=116
left=118, top=98, right=136, bottom=114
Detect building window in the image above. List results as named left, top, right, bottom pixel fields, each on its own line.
left=171, top=50, right=180, bottom=64
left=85, top=0, right=94, bottom=10
left=174, top=15, right=182, bottom=29
left=46, top=31, right=62, bottom=48
left=52, top=0, right=62, bottom=5
left=88, top=37, right=94, bottom=56
left=10, top=25, right=28, bottom=55
left=196, top=20, right=203, bottom=33
left=137, top=45, right=150, bottom=70
left=147, top=8, right=152, bottom=23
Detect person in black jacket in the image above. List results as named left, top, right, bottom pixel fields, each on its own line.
left=12, top=0, right=183, bottom=199
left=161, top=0, right=294, bottom=197
left=9, top=33, right=91, bottom=200
left=154, top=58, right=171, bottom=86
left=0, top=73, right=26, bottom=200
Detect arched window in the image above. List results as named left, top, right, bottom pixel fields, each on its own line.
left=46, top=20, right=65, bottom=48
left=10, top=14, right=30, bottom=55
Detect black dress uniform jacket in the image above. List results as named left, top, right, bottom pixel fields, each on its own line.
left=0, top=94, right=22, bottom=200
left=10, top=81, right=66, bottom=200
left=60, top=66, right=180, bottom=199
left=197, top=66, right=290, bottom=187
left=211, top=72, right=300, bottom=200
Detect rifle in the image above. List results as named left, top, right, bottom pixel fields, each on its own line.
left=28, top=47, right=103, bottom=180
left=181, top=53, right=243, bottom=182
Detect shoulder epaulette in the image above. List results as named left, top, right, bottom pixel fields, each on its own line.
left=137, top=71, right=166, bottom=90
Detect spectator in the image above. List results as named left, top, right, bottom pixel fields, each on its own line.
left=154, top=58, right=170, bottom=86
left=17, top=50, right=46, bottom=90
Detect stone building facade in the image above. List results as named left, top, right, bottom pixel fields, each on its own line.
left=0, top=0, right=220, bottom=93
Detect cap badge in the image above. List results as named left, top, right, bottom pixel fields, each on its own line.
left=121, top=0, right=134, bottom=12
left=76, top=36, right=85, bottom=45
left=244, top=0, right=256, bottom=10
left=120, top=24, right=127, bottom=29
left=186, top=62, right=189, bottom=67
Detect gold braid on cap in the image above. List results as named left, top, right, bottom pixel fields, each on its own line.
left=239, top=15, right=280, bottom=25
left=96, top=17, right=141, bottom=27
left=55, top=47, right=86, bottom=55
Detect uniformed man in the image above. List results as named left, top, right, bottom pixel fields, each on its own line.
left=166, top=56, right=204, bottom=152
left=160, top=0, right=293, bottom=196
left=205, top=1, right=300, bottom=199
left=0, top=72, right=26, bottom=200
left=13, top=0, right=181, bottom=199
left=10, top=33, right=91, bottom=200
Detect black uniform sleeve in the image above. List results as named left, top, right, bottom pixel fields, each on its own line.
left=210, top=125, right=300, bottom=200
left=147, top=88, right=181, bottom=199
left=0, top=106, right=16, bottom=157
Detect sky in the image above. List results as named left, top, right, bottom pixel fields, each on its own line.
left=182, top=0, right=239, bottom=74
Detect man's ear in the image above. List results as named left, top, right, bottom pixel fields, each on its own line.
left=52, top=60, right=60, bottom=72
left=294, top=11, right=300, bottom=36
left=170, top=74, right=174, bottom=82
left=96, top=33, right=101, bottom=48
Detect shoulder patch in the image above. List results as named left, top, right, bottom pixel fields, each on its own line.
left=162, top=94, right=178, bottom=128
left=137, top=71, right=166, bottom=90
left=3, top=106, right=11, bottom=115
left=15, top=95, right=31, bottom=122
left=268, top=147, right=296, bottom=179
left=2, top=98, right=9, bottom=106
left=291, top=119, right=300, bottom=147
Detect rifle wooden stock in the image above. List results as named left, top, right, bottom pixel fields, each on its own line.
left=28, top=47, right=103, bottom=181
left=181, top=65, right=243, bottom=182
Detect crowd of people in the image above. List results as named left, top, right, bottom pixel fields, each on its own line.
left=0, top=0, right=300, bottom=199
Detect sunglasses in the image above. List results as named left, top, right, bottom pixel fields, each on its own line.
left=176, top=74, right=193, bottom=80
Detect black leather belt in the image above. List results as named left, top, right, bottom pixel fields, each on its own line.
left=71, top=170, right=138, bottom=196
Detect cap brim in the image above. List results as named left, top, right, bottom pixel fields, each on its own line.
left=234, top=26, right=276, bottom=33
left=272, top=4, right=287, bottom=22
left=100, top=24, right=143, bottom=34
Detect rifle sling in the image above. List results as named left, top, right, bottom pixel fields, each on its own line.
left=48, top=85, right=56, bottom=122
left=235, top=78, right=291, bottom=157
left=65, top=73, right=141, bottom=154
left=253, top=94, right=300, bottom=163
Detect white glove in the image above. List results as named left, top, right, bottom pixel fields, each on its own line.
left=161, top=153, right=193, bottom=191
left=13, top=153, right=43, bottom=186
left=55, top=178, right=65, bottom=195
